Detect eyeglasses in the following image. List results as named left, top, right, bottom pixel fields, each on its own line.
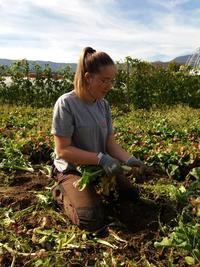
left=97, top=77, right=115, bottom=85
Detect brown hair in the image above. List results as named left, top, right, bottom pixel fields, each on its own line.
left=74, top=47, right=114, bottom=98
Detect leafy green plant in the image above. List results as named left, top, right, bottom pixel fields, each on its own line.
left=75, top=165, right=104, bottom=190
left=75, top=165, right=131, bottom=198
left=154, top=174, right=200, bottom=265
left=0, top=138, right=34, bottom=172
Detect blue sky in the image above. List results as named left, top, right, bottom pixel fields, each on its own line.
left=0, top=0, right=200, bottom=63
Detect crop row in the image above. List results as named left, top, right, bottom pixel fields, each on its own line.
left=0, top=104, right=200, bottom=265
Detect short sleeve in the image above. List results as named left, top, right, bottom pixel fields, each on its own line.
left=51, top=96, right=74, bottom=137
left=104, top=100, right=113, bottom=135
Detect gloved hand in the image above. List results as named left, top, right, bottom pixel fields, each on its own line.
left=97, top=153, right=123, bottom=177
left=126, top=156, right=145, bottom=177
left=126, top=156, right=144, bottom=168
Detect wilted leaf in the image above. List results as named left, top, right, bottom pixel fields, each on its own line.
left=95, top=238, right=118, bottom=249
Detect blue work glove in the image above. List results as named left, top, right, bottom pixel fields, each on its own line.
left=126, top=156, right=144, bottom=168
left=97, top=153, right=123, bottom=177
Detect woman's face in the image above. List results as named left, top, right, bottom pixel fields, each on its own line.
left=85, top=64, right=116, bottom=101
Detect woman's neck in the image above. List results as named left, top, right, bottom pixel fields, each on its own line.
left=81, top=88, right=97, bottom=103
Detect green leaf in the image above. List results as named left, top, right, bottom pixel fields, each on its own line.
left=75, top=166, right=104, bottom=191
left=185, top=256, right=195, bottom=265
left=154, top=237, right=172, bottom=248
left=189, top=167, right=200, bottom=180
left=168, top=164, right=179, bottom=177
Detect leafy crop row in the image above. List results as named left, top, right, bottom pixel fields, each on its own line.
left=0, top=104, right=200, bottom=266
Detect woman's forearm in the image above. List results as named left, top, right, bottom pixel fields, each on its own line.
left=57, top=146, right=99, bottom=165
left=107, top=142, right=131, bottom=163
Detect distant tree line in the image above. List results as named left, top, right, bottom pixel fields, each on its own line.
left=0, top=58, right=200, bottom=108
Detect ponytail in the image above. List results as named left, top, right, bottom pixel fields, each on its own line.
left=74, top=47, right=114, bottom=99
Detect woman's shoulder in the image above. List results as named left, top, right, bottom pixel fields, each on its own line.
left=57, top=90, right=76, bottom=101
left=98, top=98, right=110, bottom=110
left=55, top=90, right=77, bottom=106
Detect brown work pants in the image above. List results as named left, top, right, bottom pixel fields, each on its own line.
left=51, top=166, right=139, bottom=231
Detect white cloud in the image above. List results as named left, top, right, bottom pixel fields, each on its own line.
left=0, top=0, right=199, bottom=62
left=149, top=0, right=191, bottom=9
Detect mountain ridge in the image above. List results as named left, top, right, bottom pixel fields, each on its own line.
left=0, top=54, right=191, bottom=72
left=0, top=58, right=77, bottom=72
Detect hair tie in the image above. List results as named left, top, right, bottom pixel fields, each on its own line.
left=85, top=47, right=96, bottom=55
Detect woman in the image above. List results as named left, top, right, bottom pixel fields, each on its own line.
left=51, top=47, right=144, bottom=231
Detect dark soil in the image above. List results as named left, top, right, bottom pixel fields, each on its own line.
left=0, top=170, right=190, bottom=267
left=0, top=171, right=51, bottom=208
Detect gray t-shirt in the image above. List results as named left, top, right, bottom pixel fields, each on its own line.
left=51, top=90, right=113, bottom=172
